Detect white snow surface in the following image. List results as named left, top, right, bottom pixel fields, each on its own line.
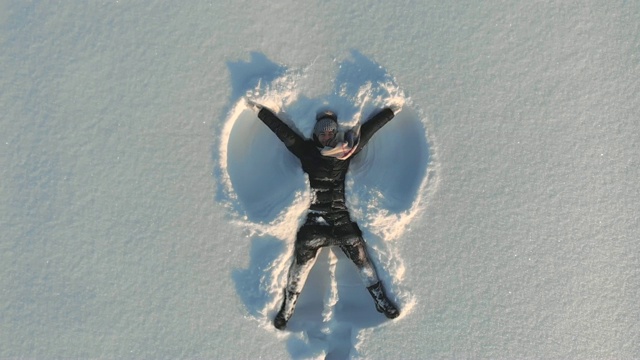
left=1, top=1, right=639, bottom=359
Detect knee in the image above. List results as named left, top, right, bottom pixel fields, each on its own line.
left=343, top=241, right=369, bottom=267
left=295, top=226, right=326, bottom=264
left=342, top=235, right=362, bottom=247
left=351, top=253, right=368, bottom=268
left=294, top=241, right=318, bottom=264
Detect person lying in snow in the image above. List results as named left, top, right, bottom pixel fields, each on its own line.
left=246, top=99, right=402, bottom=330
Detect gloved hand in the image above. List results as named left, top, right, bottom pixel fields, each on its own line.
left=384, top=97, right=404, bottom=115
left=245, top=98, right=263, bottom=113
left=388, top=102, right=403, bottom=115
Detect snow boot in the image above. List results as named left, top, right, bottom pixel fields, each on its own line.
left=274, top=289, right=300, bottom=330
left=367, top=282, right=400, bottom=319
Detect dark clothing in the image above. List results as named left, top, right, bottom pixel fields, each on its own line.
left=260, top=106, right=400, bottom=328
left=257, top=108, right=394, bottom=214
left=294, top=213, right=364, bottom=264
left=257, top=107, right=394, bottom=294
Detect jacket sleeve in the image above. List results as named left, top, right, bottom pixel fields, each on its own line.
left=358, top=108, right=395, bottom=149
left=257, top=107, right=306, bottom=156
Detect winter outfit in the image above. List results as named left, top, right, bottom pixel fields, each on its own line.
left=256, top=107, right=399, bottom=330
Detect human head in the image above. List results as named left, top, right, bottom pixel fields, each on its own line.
left=313, top=111, right=338, bottom=147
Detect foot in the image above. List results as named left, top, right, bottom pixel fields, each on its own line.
left=374, top=299, right=400, bottom=319
left=273, top=310, right=288, bottom=330
left=273, top=289, right=300, bottom=330
left=367, top=282, right=400, bottom=319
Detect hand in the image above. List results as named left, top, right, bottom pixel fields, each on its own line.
left=388, top=102, right=402, bottom=115
left=245, top=98, right=263, bottom=113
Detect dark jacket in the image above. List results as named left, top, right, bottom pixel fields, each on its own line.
left=258, top=107, right=395, bottom=214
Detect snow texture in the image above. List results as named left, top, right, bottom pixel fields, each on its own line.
left=1, top=1, right=639, bottom=359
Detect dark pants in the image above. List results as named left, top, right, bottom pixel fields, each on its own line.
left=285, top=212, right=379, bottom=294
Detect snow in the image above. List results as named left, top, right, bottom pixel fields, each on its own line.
left=1, top=1, right=638, bottom=359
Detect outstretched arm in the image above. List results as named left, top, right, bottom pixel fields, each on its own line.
left=358, top=107, right=395, bottom=148
left=246, top=99, right=306, bottom=156
left=257, top=108, right=305, bottom=148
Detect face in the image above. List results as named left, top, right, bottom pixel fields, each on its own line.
left=318, top=130, right=336, bottom=147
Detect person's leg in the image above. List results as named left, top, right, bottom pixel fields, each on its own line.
left=337, top=222, right=400, bottom=319
left=274, top=224, right=328, bottom=330
left=274, top=259, right=316, bottom=329
left=338, top=235, right=379, bottom=287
